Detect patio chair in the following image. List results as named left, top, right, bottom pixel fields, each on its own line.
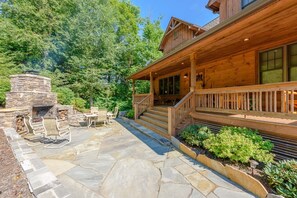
left=108, top=107, right=119, bottom=119
left=91, top=109, right=108, bottom=127
left=27, top=116, right=48, bottom=138
left=45, top=117, right=72, bottom=149
left=91, top=106, right=99, bottom=114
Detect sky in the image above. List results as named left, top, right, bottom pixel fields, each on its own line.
left=131, top=0, right=218, bottom=30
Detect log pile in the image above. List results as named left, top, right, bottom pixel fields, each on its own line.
left=58, top=109, right=68, bottom=120
left=15, top=115, right=27, bottom=135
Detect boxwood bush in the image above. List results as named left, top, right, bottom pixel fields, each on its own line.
left=264, top=160, right=297, bottom=198
left=180, top=125, right=212, bottom=147
left=203, top=127, right=274, bottom=164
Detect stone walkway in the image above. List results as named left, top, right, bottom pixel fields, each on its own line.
left=28, top=119, right=256, bottom=198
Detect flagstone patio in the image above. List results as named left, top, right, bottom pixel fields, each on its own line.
left=28, top=119, right=256, bottom=198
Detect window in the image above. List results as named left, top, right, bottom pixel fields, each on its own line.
left=288, top=43, right=297, bottom=81
left=242, top=0, right=256, bottom=9
left=159, top=75, right=180, bottom=95
left=260, top=48, right=283, bottom=84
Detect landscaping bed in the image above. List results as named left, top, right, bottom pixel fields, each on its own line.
left=176, top=125, right=297, bottom=198
left=0, top=129, right=32, bottom=197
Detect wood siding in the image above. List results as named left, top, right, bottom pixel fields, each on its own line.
left=199, top=51, right=256, bottom=89
left=219, top=0, right=241, bottom=21
left=163, top=24, right=195, bottom=54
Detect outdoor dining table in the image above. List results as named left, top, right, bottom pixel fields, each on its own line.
left=84, top=113, right=98, bottom=128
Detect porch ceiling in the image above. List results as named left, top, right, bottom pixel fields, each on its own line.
left=129, top=0, right=297, bottom=80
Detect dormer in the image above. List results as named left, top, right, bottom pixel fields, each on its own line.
left=159, top=17, right=205, bottom=54
left=207, top=0, right=257, bottom=21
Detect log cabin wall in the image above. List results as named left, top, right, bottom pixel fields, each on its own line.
left=199, top=50, right=256, bottom=89
left=163, top=24, right=195, bottom=54
left=219, top=0, right=241, bottom=21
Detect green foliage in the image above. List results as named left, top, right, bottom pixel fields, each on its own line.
left=71, top=97, right=86, bottom=112
left=126, top=109, right=134, bottom=119
left=203, top=127, right=274, bottom=164
left=0, top=0, right=164, bottom=108
left=0, top=78, right=10, bottom=106
left=221, top=126, right=274, bottom=151
left=264, top=160, right=297, bottom=198
left=54, top=87, right=75, bottom=105
left=180, top=125, right=213, bottom=147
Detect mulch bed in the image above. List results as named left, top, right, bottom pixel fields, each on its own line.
left=0, top=129, right=32, bottom=197
left=176, top=136, right=275, bottom=194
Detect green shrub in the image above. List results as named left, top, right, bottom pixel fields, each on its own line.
left=54, top=87, right=75, bottom=105
left=126, top=109, right=134, bottom=119
left=180, top=125, right=212, bottom=147
left=71, top=97, right=86, bottom=112
left=222, top=126, right=274, bottom=151
left=203, top=127, right=274, bottom=164
left=0, top=78, right=10, bottom=106
left=264, top=160, right=297, bottom=198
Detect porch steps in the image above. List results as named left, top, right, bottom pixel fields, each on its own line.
left=143, top=112, right=168, bottom=122
left=140, top=116, right=168, bottom=129
left=135, top=119, right=169, bottom=139
left=136, top=106, right=169, bottom=139
left=146, top=109, right=168, bottom=117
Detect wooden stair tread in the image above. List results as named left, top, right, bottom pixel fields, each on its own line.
left=140, top=116, right=168, bottom=129
left=143, top=112, right=168, bottom=123
left=147, top=109, right=168, bottom=117
left=152, top=106, right=168, bottom=113
left=135, top=119, right=169, bottom=139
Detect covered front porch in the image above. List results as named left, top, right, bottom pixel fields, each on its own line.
left=129, top=0, right=297, bottom=160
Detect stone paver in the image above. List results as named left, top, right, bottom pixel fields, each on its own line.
left=26, top=119, right=256, bottom=198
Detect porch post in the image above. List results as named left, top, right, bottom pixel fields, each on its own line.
left=132, top=80, right=135, bottom=104
left=150, top=72, right=154, bottom=107
left=190, top=54, right=196, bottom=92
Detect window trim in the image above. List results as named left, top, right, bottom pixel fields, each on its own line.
left=242, top=0, right=257, bottom=9
left=159, top=75, right=180, bottom=95
left=258, top=42, right=297, bottom=84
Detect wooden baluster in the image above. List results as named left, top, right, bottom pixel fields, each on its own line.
left=274, top=91, right=277, bottom=112
left=281, top=91, right=284, bottom=113
left=291, top=90, right=294, bottom=113
left=259, top=91, right=262, bottom=112
left=252, top=92, right=255, bottom=111
left=269, top=91, right=273, bottom=112
left=286, top=90, right=289, bottom=113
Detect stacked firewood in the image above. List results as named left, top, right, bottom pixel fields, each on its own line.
left=15, top=115, right=27, bottom=135
left=58, top=109, right=68, bottom=120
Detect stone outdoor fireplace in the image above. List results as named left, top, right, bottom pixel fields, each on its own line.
left=6, top=74, right=57, bottom=119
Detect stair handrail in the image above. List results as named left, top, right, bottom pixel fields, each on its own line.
left=134, top=93, right=152, bottom=119
left=168, top=91, right=195, bottom=136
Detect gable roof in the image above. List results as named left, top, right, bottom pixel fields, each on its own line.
left=159, top=17, right=205, bottom=51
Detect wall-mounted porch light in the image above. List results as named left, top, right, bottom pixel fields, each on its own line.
left=183, top=73, right=188, bottom=79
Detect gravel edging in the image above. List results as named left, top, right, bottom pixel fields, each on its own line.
left=3, top=128, right=71, bottom=198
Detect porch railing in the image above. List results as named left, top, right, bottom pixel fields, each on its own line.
left=134, top=94, right=152, bottom=119
left=168, top=91, right=195, bottom=136
left=133, top=94, right=150, bottom=106
left=195, top=82, right=297, bottom=119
